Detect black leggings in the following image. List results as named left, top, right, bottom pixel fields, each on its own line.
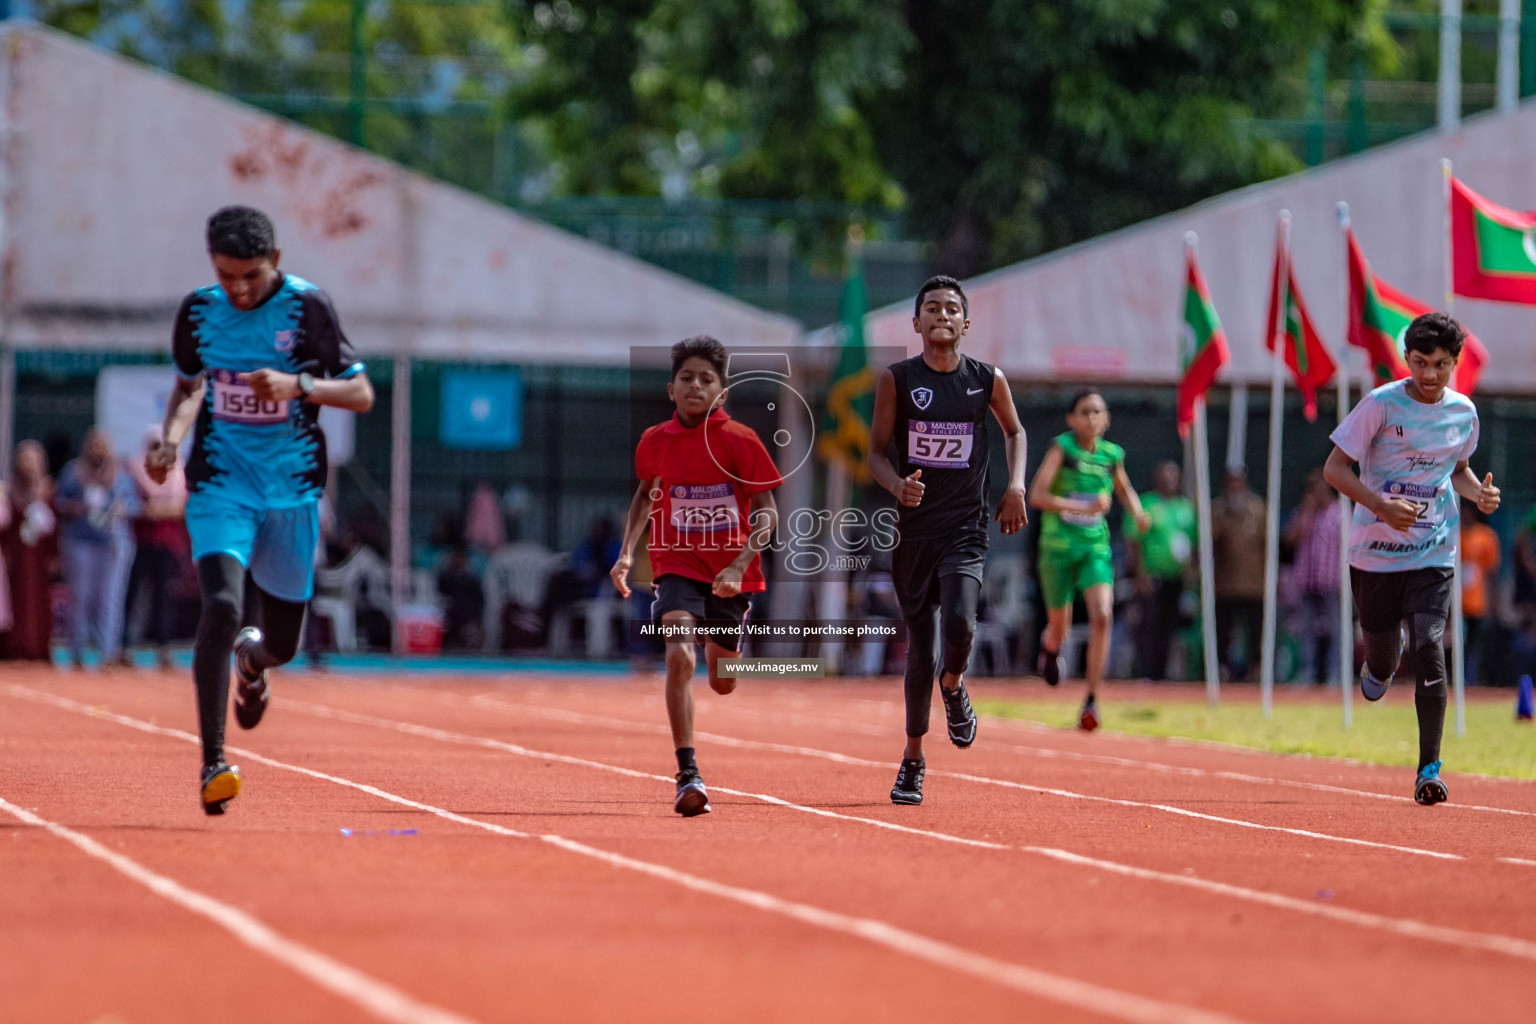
left=1362, top=610, right=1448, bottom=771
left=903, top=573, right=980, bottom=739
left=194, top=555, right=307, bottom=767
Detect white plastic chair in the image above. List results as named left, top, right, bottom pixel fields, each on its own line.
left=971, top=554, right=1026, bottom=676
left=309, top=546, right=391, bottom=653
left=481, top=543, right=561, bottom=651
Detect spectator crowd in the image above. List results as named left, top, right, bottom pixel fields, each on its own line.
left=2, top=429, right=1532, bottom=687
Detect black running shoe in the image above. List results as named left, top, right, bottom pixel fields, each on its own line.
left=674, top=770, right=710, bottom=817
left=940, top=675, right=977, bottom=749
left=1038, top=648, right=1061, bottom=687
left=1414, top=761, right=1448, bottom=806
left=890, top=758, right=926, bottom=805
left=200, top=761, right=242, bottom=815
left=1077, top=698, right=1100, bottom=733
left=1360, top=667, right=1391, bottom=702
left=233, top=626, right=270, bottom=730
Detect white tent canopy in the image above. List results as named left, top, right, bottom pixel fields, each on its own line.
left=864, top=99, right=1536, bottom=392
left=0, top=23, right=798, bottom=643
left=0, top=23, right=797, bottom=361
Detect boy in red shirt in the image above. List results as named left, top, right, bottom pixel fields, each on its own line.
left=611, top=336, right=782, bottom=816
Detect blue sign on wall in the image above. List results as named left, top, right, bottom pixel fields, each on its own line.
left=440, top=370, right=523, bottom=450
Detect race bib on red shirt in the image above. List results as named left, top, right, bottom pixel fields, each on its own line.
left=669, top=482, right=740, bottom=533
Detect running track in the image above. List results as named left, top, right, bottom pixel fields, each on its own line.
left=3, top=668, right=1535, bottom=1023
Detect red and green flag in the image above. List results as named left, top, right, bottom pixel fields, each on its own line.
left=1265, top=227, right=1337, bottom=421
left=1348, top=226, right=1487, bottom=395
left=817, top=252, right=876, bottom=484
left=1177, top=248, right=1229, bottom=439
left=1451, top=175, right=1536, bottom=304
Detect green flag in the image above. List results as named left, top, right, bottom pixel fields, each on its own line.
left=817, top=255, right=875, bottom=484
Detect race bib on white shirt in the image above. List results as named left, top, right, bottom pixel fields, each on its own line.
left=210, top=369, right=289, bottom=425
left=1379, top=480, right=1441, bottom=531
left=907, top=421, right=974, bottom=468
left=670, top=483, right=740, bottom=534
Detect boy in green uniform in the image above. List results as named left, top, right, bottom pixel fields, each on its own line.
left=1028, top=390, right=1149, bottom=730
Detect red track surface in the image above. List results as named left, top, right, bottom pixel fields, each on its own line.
left=4, top=667, right=1536, bottom=1023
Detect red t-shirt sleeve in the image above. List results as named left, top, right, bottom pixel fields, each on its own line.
left=636, top=426, right=660, bottom=482
left=733, top=426, right=783, bottom=494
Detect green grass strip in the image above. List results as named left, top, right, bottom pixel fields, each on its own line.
left=974, top=694, right=1536, bottom=780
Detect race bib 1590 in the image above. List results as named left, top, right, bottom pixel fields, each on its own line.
left=670, top=482, right=740, bottom=533
left=1380, top=480, right=1440, bottom=530
left=211, top=369, right=289, bottom=425
left=907, top=421, right=974, bottom=468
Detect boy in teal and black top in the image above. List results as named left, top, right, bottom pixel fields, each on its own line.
left=1029, top=390, right=1148, bottom=730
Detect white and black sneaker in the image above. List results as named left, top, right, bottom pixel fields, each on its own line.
left=674, top=770, right=711, bottom=817
left=940, top=674, right=977, bottom=748
left=890, top=758, right=926, bottom=805
left=232, top=626, right=270, bottom=730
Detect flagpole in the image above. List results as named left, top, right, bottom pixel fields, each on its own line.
left=1260, top=210, right=1291, bottom=719
left=1443, top=158, right=1467, bottom=738
left=1187, top=233, right=1222, bottom=709
left=1337, top=202, right=1355, bottom=730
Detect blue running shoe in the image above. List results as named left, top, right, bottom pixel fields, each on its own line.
left=1414, top=761, right=1448, bottom=806
left=1360, top=668, right=1392, bottom=702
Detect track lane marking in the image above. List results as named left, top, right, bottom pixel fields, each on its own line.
left=594, top=693, right=1536, bottom=818
left=4, top=685, right=1252, bottom=1024
left=458, top=695, right=1462, bottom=860
left=279, top=695, right=1536, bottom=965
left=0, top=792, right=481, bottom=1024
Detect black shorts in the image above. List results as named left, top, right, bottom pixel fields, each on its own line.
left=892, top=530, right=988, bottom=620
left=650, top=574, right=752, bottom=653
left=1350, top=566, right=1454, bottom=634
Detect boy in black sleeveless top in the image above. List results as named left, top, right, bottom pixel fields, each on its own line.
left=867, top=276, right=1029, bottom=805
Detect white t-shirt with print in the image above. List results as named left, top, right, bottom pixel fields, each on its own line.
left=1329, top=379, right=1478, bottom=573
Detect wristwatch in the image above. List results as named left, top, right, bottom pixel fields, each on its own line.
left=296, top=372, right=316, bottom=400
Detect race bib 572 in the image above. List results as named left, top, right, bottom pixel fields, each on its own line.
left=1380, top=480, right=1440, bottom=530
left=907, top=421, right=974, bottom=468
left=210, top=369, right=289, bottom=425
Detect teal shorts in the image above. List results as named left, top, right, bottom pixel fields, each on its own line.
left=1038, top=545, right=1114, bottom=610
left=186, top=494, right=321, bottom=602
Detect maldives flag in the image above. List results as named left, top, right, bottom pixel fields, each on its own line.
left=1450, top=176, right=1536, bottom=303
left=1265, top=225, right=1337, bottom=421
left=1347, top=227, right=1488, bottom=395
left=1177, top=249, right=1229, bottom=439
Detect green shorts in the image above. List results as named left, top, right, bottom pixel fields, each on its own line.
left=1038, top=545, right=1114, bottom=610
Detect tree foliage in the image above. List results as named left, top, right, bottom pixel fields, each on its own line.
left=38, top=0, right=1391, bottom=277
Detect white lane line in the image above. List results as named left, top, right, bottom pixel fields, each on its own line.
left=282, top=699, right=1006, bottom=852
left=286, top=695, right=1536, bottom=965
left=4, top=686, right=1249, bottom=1024
left=1500, top=858, right=1536, bottom=868
left=1025, top=847, right=1536, bottom=962
left=655, top=695, right=1536, bottom=818
left=461, top=695, right=1461, bottom=860
left=0, top=793, right=479, bottom=1024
